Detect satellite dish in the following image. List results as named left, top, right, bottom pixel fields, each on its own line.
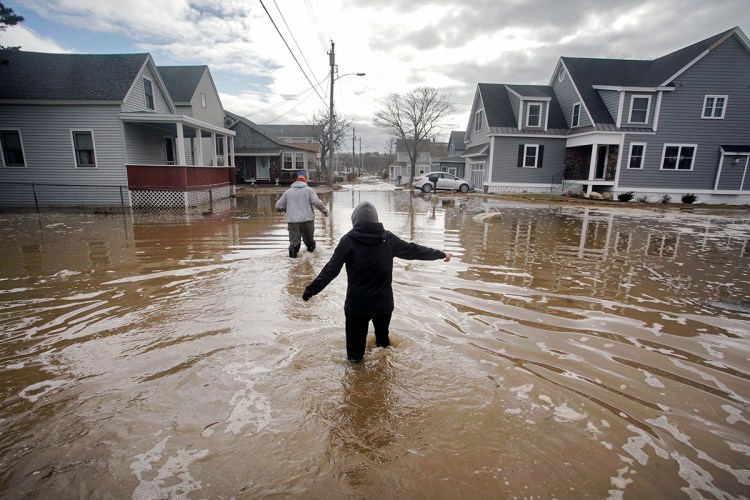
left=224, top=117, right=233, bottom=128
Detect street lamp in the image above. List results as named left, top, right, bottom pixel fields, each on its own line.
left=327, top=42, right=365, bottom=184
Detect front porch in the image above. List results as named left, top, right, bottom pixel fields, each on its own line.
left=554, top=141, right=620, bottom=195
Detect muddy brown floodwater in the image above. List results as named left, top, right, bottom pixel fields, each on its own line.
left=0, top=179, right=749, bottom=499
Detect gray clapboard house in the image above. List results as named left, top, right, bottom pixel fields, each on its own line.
left=464, top=26, right=750, bottom=204
left=224, top=111, right=315, bottom=184
left=0, top=51, right=236, bottom=209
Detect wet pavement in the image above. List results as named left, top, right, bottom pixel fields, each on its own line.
left=0, top=178, right=749, bottom=498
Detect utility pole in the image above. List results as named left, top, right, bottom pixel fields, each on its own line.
left=359, top=137, right=362, bottom=174
left=327, top=41, right=335, bottom=185
left=352, top=127, right=356, bottom=175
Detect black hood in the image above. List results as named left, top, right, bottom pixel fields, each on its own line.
left=351, top=201, right=379, bottom=226
left=348, top=202, right=384, bottom=244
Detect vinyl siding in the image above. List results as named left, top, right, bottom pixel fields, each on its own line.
left=0, top=104, right=127, bottom=185
left=466, top=92, right=489, bottom=147
left=122, top=65, right=171, bottom=113
left=553, top=72, right=591, bottom=128
left=123, top=122, right=169, bottom=164
left=618, top=35, right=750, bottom=191
left=598, top=90, right=620, bottom=124
left=491, top=137, right=566, bottom=183
left=190, top=70, right=224, bottom=125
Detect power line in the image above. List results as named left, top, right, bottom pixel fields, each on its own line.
left=271, top=0, right=326, bottom=99
left=258, top=0, right=327, bottom=108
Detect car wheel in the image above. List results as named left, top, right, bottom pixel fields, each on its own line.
left=421, top=184, right=433, bottom=193
left=459, top=184, right=469, bottom=193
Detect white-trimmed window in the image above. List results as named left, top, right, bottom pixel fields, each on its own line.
left=628, top=143, right=646, bottom=169
left=629, top=95, right=650, bottom=124
left=571, top=103, right=581, bottom=128
left=474, top=109, right=484, bottom=132
left=143, top=78, right=154, bottom=110
left=661, top=144, right=696, bottom=171
left=526, top=103, right=542, bottom=127
left=295, top=152, right=304, bottom=170
left=518, top=144, right=543, bottom=168
left=71, top=130, right=97, bottom=168
left=702, top=95, right=726, bottom=119
left=557, top=66, right=566, bottom=82
left=0, top=130, right=26, bottom=167
left=283, top=152, right=292, bottom=169
left=201, top=92, right=207, bottom=108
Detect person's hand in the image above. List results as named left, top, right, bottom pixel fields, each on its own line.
left=302, top=290, right=312, bottom=301
left=444, top=252, right=453, bottom=262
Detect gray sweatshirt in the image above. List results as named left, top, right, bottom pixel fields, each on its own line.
left=275, top=181, right=328, bottom=222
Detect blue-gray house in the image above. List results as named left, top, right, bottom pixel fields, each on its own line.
left=463, top=27, right=750, bottom=204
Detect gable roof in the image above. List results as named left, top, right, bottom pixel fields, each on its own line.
left=157, top=65, right=207, bottom=104
left=225, top=110, right=309, bottom=153
left=477, top=83, right=568, bottom=131
left=448, top=131, right=465, bottom=150
left=560, top=27, right=746, bottom=126
left=0, top=51, right=150, bottom=101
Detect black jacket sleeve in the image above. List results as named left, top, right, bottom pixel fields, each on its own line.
left=303, top=237, right=348, bottom=297
left=387, top=232, right=446, bottom=261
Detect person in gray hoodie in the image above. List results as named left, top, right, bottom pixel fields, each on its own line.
left=302, top=201, right=452, bottom=361
left=275, top=174, right=329, bottom=258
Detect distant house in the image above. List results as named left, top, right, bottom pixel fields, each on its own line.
left=463, top=26, right=750, bottom=204
left=225, top=112, right=316, bottom=183
left=389, top=139, right=448, bottom=180
left=256, top=124, right=321, bottom=173
left=431, top=131, right=466, bottom=177
left=0, top=51, right=235, bottom=209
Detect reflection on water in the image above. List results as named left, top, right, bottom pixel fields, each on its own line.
left=0, top=184, right=749, bottom=499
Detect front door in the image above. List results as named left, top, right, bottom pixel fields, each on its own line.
left=164, top=137, right=175, bottom=165
left=595, top=145, right=608, bottom=179
left=257, top=157, right=271, bottom=180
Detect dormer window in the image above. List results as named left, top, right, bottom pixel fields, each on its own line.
left=526, top=103, right=542, bottom=127
left=629, top=95, right=650, bottom=124
left=474, top=109, right=484, bottom=132
left=143, top=78, right=154, bottom=110
left=702, top=95, right=726, bottom=119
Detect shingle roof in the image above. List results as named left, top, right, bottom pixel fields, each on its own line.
left=478, top=83, right=568, bottom=130
left=258, top=124, right=317, bottom=138
left=225, top=110, right=308, bottom=152
left=158, top=66, right=206, bottom=103
left=562, top=27, right=739, bottom=125
left=0, top=50, right=148, bottom=101
left=448, top=131, right=465, bottom=151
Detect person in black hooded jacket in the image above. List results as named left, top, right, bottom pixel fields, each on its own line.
left=302, top=201, right=452, bottom=361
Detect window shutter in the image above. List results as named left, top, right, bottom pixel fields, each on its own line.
left=517, top=145, right=524, bottom=167
left=538, top=145, right=544, bottom=168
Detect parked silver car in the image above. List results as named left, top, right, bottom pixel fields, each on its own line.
left=412, top=172, right=472, bottom=193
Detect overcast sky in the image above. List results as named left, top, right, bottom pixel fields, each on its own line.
left=1, top=0, right=748, bottom=152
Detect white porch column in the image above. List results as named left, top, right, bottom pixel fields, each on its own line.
left=176, top=122, right=186, bottom=166
left=195, top=128, right=203, bottom=166
left=229, top=136, right=234, bottom=167
left=587, top=144, right=598, bottom=196
left=211, top=132, right=218, bottom=166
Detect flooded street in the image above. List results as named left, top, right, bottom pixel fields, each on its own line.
left=1, top=179, right=749, bottom=499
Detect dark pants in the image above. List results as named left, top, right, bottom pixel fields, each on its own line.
left=345, top=312, right=392, bottom=361
left=288, top=220, right=315, bottom=253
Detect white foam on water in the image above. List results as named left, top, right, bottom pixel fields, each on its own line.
left=504, top=408, right=522, bottom=415
left=130, top=437, right=209, bottom=500
left=672, top=360, right=749, bottom=404
left=510, top=383, right=533, bottom=400
left=553, top=403, right=586, bottom=422
left=19, top=379, right=72, bottom=403
left=641, top=370, right=666, bottom=389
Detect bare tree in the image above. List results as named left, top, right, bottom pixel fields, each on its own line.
left=309, top=109, right=350, bottom=180
left=373, top=87, right=455, bottom=183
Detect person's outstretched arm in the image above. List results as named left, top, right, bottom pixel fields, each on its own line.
left=302, top=239, right=347, bottom=300
left=308, top=190, right=328, bottom=216
left=275, top=191, right=288, bottom=212
left=388, top=233, right=451, bottom=262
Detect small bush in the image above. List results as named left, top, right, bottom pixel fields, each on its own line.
left=660, top=194, right=672, bottom=204
left=682, top=193, right=697, bottom=204
left=618, top=191, right=635, bottom=202
left=346, top=172, right=358, bottom=182
left=637, top=196, right=649, bottom=203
